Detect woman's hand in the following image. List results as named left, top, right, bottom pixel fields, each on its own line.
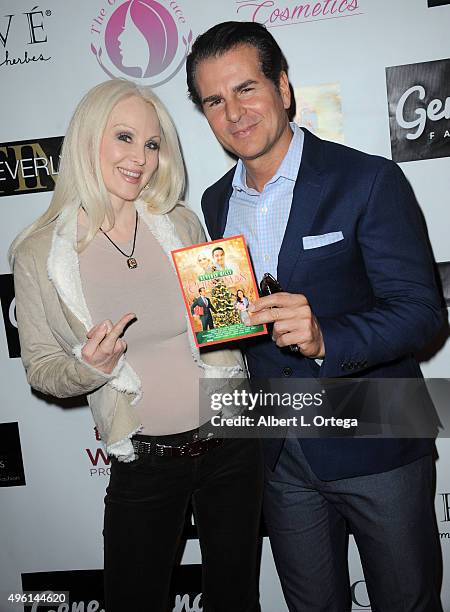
left=82, top=313, right=136, bottom=374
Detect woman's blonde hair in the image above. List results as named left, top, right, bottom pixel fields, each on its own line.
left=9, top=78, right=185, bottom=263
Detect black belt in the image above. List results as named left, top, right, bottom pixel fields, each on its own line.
left=132, top=435, right=223, bottom=458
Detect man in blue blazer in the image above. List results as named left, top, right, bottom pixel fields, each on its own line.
left=186, top=22, right=443, bottom=611
left=191, top=287, right=216, bottom=330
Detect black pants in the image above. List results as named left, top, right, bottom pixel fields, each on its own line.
left=104, top=435, right=264, bottom=612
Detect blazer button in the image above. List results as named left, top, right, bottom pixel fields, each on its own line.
left=282, top=367, right=293, bottom=377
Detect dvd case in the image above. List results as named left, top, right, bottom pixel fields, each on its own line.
left=171, top=235, right=267, bottom=347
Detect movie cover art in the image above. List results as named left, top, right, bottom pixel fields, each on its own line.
left=171, top=235, right=267, bottom=347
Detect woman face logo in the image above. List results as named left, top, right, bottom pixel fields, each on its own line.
left=105, top=0, right=179, bottom=78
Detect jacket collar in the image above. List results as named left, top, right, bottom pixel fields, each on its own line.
left=47, top=206, right=93, bottom=331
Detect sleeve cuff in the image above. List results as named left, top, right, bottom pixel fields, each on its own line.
left=72, top=344, right=126, bottom=381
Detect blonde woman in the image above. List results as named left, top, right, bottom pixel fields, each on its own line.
left=10, top=79, right=263, bottom=612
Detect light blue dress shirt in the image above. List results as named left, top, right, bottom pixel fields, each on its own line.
left=224, top=123, right=304, bottom=285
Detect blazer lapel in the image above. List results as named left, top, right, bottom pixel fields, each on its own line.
left=205, top=166, right=235, bottom=239
left=278, top=129, right=326, bottom=290
left=216, top=183, right=233, bottom=238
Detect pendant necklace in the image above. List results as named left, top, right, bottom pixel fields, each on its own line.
left=99, top=210, right=139, bottom=269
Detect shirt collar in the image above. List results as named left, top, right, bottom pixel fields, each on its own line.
left=232, top=122, right=304, bottom=194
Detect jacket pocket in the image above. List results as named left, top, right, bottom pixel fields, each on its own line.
left=300, top=237, right=351, bottom=261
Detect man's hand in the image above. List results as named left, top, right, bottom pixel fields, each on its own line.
left=82, top=313, right=136, bottom=374
left=247, top=293, right=325, bottom=359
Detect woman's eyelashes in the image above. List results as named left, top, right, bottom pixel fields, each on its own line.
left=116, top=132, right=160, bottom=150
left=146, top=139, right=160, bottom=150
left=117, top=131, right=133, bottom=143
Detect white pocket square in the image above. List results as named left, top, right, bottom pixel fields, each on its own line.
left=302, top=231, right=344, bottom=250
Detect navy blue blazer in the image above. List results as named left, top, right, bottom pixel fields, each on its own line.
left=201, top=129, right=443, bottom=480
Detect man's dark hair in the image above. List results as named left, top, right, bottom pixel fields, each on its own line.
left=212, top=246, right=225, bottom=256
left=186, top=21, right=289, bottom=109
left=199, top=288, right=204, bottom=293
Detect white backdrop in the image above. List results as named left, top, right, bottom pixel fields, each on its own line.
left=1, top=1, right=449, bottom=610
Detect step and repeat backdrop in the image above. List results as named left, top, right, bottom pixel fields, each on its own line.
left=1, top=0, right=449, bottom=610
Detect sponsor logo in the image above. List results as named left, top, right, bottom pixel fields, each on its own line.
left=173, top=594, right=202, bottom=612
left=386, top=58, right=450, bottom=162
left=439, top=492, right=450, bottom=540
left=86, top=427, right=111, bottom=477
left=22, top=570, right=105, bottom=612
left=0, top=274, right=20, bottom=358
left=0, top=422, right=26, bottom=487
left=90, top=0, right=192, bottom=86
left=441, top=492, right=450, bottom=521
left=0, top=136, right=62, bottom=197
left=428, top=0, right=450, bottom=6
left=235, top=0, right=363, bottom=28
left=170, top=565, right=202, bottom=612
left=0, top=5, right=52, bottom=69
left=22, top=565, right=202, bottom=611
left=351, top=580, right=370, bottom=609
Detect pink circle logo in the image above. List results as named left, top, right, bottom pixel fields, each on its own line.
left=90, top=0, right=192, bottom=86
